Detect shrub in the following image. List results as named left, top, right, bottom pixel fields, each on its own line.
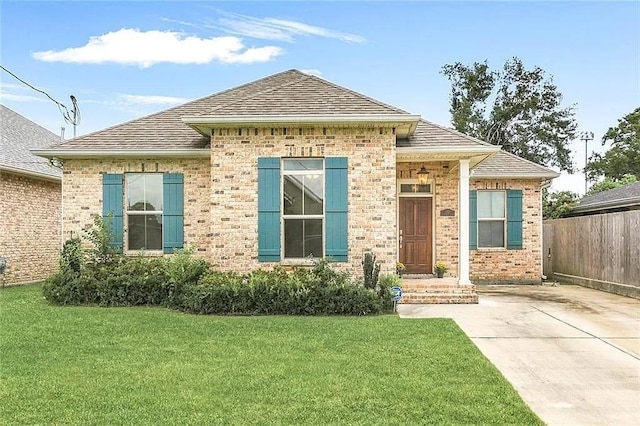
left=362, top=252, right=380, bottom=290
left=83, top=213, right=119, bottom=265
left=60, top=237, right=84, bottom=275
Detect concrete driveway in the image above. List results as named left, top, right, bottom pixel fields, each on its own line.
left=398, top=284, right=640, bottom=426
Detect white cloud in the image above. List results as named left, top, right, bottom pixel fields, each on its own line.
left=32, top=28, right=284, bottom=68
left=210, top=12, right=366, bottom=43
left=0, top=83, right=49, bottom=103
left=119, top=94, right=190, bottom=106
left=300, top=69, right=323, bottom=77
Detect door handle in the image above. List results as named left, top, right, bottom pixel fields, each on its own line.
left=399, top=234, right=403, bottom=249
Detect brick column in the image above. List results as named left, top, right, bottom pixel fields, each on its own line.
left=458, top=159, right=471, bottom=285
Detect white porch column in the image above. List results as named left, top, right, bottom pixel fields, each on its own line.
left=458, top=159, right=471, bottom=285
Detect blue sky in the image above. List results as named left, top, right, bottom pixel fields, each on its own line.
left=1, top=1, right=638, bottom=194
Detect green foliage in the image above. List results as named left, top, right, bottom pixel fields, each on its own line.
left=543, top=189, right=580, bottom=219
left=588, top=107, right=640, bottom=181
left=83, top=213, right=119, bottom=265
left=442, top=57, right=577, bottom=172
left=43, top=255, right=390, bottom=316
left=377, top=273, right=399, bottom=311
left=362, top=251, right=381, bottom=290
left=59, top=237, right=84, bottom=275
left=585, top=175, right=638, bottom=196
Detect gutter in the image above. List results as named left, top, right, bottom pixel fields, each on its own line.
left=0, top=165, right=61, bottom=182
left=396, top=146, right=500, bottom=156
left=30, top=148, right=211, bottom=159
left=573, top=197, right=640, bottom=213
left=471, top=172, right=561, bottom=179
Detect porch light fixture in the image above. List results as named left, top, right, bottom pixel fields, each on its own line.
left=417, top=165, right=429, bottom=185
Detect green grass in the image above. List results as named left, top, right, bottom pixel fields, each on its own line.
left=0, top=284, right=541, bottom=425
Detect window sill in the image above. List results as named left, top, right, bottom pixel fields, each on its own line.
left=475, top=247, right=507, bottom=252
left=280, top=258, right=318, bottom=266
left=124, top=250, right=164, bottom=257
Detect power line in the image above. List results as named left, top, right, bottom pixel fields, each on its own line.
left=0, top=64, right=80, bottom=136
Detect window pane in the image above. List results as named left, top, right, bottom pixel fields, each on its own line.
left=478, top=191, right=505, bottom=219
left=127, top=174, right=145, bottom=211
left=304, top=219, right=323, bottom=257
left=284, top=219, right=304, bottom=258
left=283, top=159, right=323, bottom=171
left=144, top=174, right=163, bottom=211
left=400, top=184, right=431, bottom=193
left=284, top=176, right=303, bottom=215
left=127, top=173, right=163, bottom=211
left=128, top=214, right=163, bottom=250
left=478, top=221, right=505, bottom=247
left=284, top=219, right=323, bottom=258
left=304, top=175, right=323, bottom=215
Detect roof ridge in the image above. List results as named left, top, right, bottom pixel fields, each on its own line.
left=418, top=118, right=495, bottom=147
left=205, top=69, right=310, bottom=114
left=303, top=73, right=408, bottom=114
left=53, top=69, right=302, bottom=145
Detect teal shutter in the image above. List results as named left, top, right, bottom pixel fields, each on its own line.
left=163, top=173, right=184, bottom=254
left=507, top=189, right=523, bottom=250
left=469, top=190, right=477, bottom=250
left=325, top=157, right=348, bottom=262
left=258, top=158, right=281, bottom=261
left=102, top=174, right=123, bottom=252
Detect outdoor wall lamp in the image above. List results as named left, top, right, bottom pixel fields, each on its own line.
left=417, top=165, right=429, bottom=185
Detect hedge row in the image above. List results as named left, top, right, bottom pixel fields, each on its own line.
left=42, top=254, right=394, bottom=316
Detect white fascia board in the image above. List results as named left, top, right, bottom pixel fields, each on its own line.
left=471, top=172, right=561, bottom=179
left=31, top=149, right=211, bottom=159
left=182, top=114, right=421, bottom=126
left=573, top=198, right=640, bottom=213
left=0, top=165, right=61, bottom=182
left=396, top=146, right=500, bottom=156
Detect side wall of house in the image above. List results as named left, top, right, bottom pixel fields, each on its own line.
left=0, top=171, right=61, bottom=284
left=61, top=158, right=211, bottom=255
left=210, top=126, right=397, bottom=276
left=470, top=179, right=543, bottom=284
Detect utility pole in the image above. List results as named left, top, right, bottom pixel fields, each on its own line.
left=580, top=131, right=594, bottom=194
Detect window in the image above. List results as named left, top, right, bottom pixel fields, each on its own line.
left=477, top=190, right=505, bottom=248
left=126, top=173, right=163, bottom=251
left=400, top=183, right=432, bottom=194
left=282, top=159, right=324, bottom=258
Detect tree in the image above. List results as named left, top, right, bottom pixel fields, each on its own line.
left=543, top=189, right=579, bottom=219
left=586, top=175, right=638, bottom=196
left=442, top=57, right=577, bottom=172
left=587, top=107, right=640, bottom=181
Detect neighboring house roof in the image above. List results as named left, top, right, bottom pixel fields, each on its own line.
left=0, top=105, right=61, bottom=180
left=573, top=181, right=640, bottom=214
left=471, top=150, right=560, bottom=179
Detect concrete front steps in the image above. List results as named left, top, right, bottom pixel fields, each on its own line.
left=399, top=277, right=478, bottom=304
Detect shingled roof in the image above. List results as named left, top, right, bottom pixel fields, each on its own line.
left=0, top=105, right=61, bottom=180
left=573, top=181, right=640, bottom=214
left=471, top=150, right=559, bottom=179
left=40, top=69, right=409, bottom=152
left=397, top=119, right=496, bottom=150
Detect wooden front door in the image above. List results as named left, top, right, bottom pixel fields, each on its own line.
left=399, top=198, right=432, bottom=274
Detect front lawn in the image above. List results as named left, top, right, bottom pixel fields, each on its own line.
left=0, top=284, right=541, bottom=425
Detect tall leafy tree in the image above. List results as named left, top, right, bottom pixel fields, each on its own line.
left=543, top=189, right=579, bottom=219
left=587, top=107, right=640, bottom=181
left=442, top=57, right=577, bottom=172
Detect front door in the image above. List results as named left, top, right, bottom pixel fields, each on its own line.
left=399, top=198, right=432, bottom=274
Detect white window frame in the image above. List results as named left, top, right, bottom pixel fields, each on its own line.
left=281, top=158, right=325, bottom=260
left=477, top=190, right=506, bottom=248
left=124, top=173, right=164, bottom=253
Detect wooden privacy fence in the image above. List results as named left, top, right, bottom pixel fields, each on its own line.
left=543, top=210, right=640, bottom=298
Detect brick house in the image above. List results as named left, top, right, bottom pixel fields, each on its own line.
left=33, top=70, right=558, bottom=294
left=1, top=105, right=62, bottom=284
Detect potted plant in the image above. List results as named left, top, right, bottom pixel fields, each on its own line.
left=434, top=261, right=448, bottom=278
left=396, top=262, right=406, bottom=277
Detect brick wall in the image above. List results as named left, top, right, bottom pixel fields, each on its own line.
left=0, top=171, right=61, bottom=284
left=210, top=126, right=397, bottom=276
left=61, top=158, right=211, bottom=256
left=470, top=179, right=543, bottom=284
